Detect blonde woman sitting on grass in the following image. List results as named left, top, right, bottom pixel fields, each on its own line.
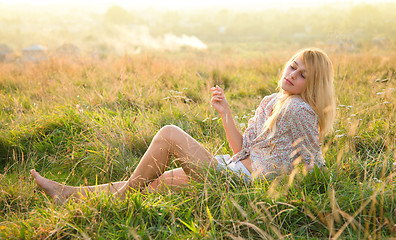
left=31, top=48, right=336, bottom=204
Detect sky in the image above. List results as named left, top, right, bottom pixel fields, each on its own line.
left=0, top=0, right=392, bottom=11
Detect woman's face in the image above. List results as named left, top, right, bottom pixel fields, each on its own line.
left=280, top=57, right=307, bottom=95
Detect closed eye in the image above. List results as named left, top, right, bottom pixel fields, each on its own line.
left=290, top=65, right=306, bottom=79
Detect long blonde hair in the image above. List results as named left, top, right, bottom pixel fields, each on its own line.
left=262, top=48, right=335, bottom=141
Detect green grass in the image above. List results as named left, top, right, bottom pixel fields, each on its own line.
left=0, top=47, right=395, bottom=239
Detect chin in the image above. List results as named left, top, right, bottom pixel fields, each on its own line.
left=280, top=85, right=291, bottom=93
left=281, top=88, right=296, bottom=95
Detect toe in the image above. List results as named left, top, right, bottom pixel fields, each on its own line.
left=30, top=169, right=42, bottom=181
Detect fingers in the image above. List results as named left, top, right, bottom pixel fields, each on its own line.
left=211, top=93, right=224, bottom=101
left=210, top=85, right=223, bottom=92
left=210, top=85, right=220, bottom=90
left=211, top=85, right=224, bottom=97
left=210, top=85, right=226, bottom=108
left=212, top=91, right=223, bottom=97
left=211, top=96, right=223, bottom=102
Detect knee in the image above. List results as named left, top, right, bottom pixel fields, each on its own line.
left=157, top=125, right=182, bottom=142
left=159, top=124, right=179, bottom=136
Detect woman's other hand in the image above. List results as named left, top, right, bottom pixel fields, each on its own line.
left=211, top=85, right=230, bottom=116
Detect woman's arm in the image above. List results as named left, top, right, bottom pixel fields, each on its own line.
left=211, top=85, right=243, bottom=154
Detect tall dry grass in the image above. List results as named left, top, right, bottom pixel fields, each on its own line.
left=0, top=48, right=395, bottom=239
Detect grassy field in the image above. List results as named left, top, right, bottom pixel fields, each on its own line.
left=0, top=46, right=395, bottom=239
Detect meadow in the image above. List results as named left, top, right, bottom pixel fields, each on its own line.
left=0, top=45, right=395, bottom=239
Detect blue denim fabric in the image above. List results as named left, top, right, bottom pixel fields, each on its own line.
left=215, top=155, right=252, bottom=182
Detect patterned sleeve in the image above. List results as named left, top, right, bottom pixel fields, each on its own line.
left=241, top=94, right=275, bottom=149
left=289, top=102, right=324, bottom=167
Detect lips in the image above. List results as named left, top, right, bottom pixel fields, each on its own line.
left=284, top=78, right=294, bottom=86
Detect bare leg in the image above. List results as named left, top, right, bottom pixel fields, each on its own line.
left=30, top=169, right=127, bottom=204
left=31, top=125, right=216, bottom=202
left=31, top=168, right=189, bottom=204
left=146, top=167, right=189, bottom=194
left=115, top=125, right=216, bottom=198
left=31, top=167, right=188, bottom=203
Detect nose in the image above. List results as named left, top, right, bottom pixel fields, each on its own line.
left=289, top=70, right=298, bottom=79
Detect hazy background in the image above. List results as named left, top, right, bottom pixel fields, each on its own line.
left=0, top=0, right=395, bottom=58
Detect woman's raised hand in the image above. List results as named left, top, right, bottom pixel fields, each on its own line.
left=211, top=85, right=230, bottom=115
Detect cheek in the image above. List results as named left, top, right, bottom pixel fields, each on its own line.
left=297, top=79, right=307, bottom=91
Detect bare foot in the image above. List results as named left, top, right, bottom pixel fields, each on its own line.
left=30, top=169, right=74, bottom=204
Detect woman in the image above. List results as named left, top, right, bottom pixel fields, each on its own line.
left=31, top=48, right=335, bottom=203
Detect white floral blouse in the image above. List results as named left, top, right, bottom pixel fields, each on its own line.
left=230, top=93, right=325, bottom=179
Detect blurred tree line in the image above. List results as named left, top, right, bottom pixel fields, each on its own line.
left=0, top=2, right=394, bottom=54
left=104, top=3, right=396, bottom=48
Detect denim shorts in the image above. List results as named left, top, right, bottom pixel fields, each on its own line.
left=215, top=155, right=252, bottom=182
